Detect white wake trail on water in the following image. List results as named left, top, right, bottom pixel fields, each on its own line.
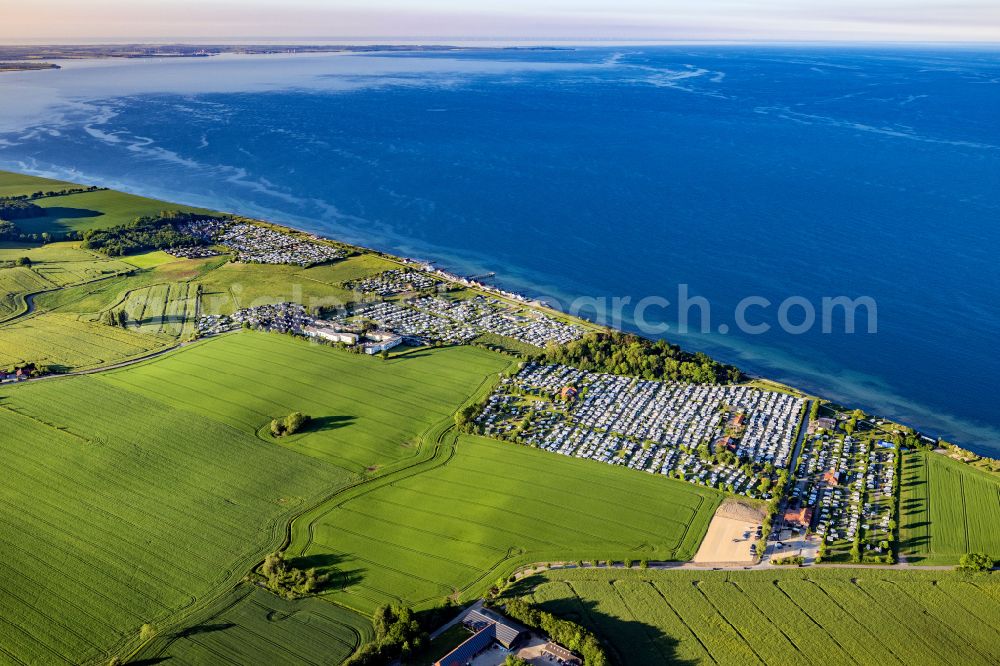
left=753, top=105, right=999, bottom=150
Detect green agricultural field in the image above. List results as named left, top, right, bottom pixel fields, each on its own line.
left=99, top=332, right=510, bottom=471
left=198, top=253, right=397, bottom=315
left=289, top=434, right=720, bottom=615
left=0, top=312, right=172, bottom=370
left=0, top=243, right=137, bottom=322
left=514, top=568, right=1000, bottom=666
left=120, top=249, right=188, bottom=269
left=900, top=449, right=1000, bottom=564
left=0, top=169, right=77, bottom=197
left=0, top=240, right=102, bottom=264
left=120, top=281, right=199, bottom=337
left=11, top=188, right=214, bottom=236
left=134, top=585, right=371, bottom=665
left=0, top=373, right=351, bottom=665
left=32, top=253, right=224, bottom=317
left=28, top=257, right=134, bottom=288
left=0, top=266, right=52, bottom=319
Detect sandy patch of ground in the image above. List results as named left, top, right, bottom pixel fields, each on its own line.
left=692, top=501, right=765, bottom=564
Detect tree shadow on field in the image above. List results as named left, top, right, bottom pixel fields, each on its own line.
left=287, top=552, right=365, bottom=591
left=504, top=576, right=696, bottom=666
left=305, top=414, right=356, bottom=433
left=387, top=350, right=434, bottom=361
left=32, top=206, right=104, bottom=220
left=128, top=658, right=171, bottom=665
left=174, top=622, right=236, bottom=638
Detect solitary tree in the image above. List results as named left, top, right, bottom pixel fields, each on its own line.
left=958, top=552, right=994, bottom=573
left=284, top=411, right=309, bottom=434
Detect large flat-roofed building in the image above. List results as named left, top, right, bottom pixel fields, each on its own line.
left=302, top=323, right=359, bottom=345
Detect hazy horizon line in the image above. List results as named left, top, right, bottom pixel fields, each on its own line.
left=3, top=37, right=1000, bottom=48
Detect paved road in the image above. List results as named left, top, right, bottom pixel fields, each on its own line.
left=513, top=557, right=968, bottom=577
left=1, top=333, right=232, bottom=387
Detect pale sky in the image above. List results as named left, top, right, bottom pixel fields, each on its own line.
left=3, top=0, right=999, bottom=43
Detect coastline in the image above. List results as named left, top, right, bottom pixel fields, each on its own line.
left=155, top=193, right=999, bottom=459
left=4, top=162, right=996, bottom=457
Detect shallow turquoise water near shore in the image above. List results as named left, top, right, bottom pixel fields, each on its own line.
left=1, top=47, right=998, bottom=453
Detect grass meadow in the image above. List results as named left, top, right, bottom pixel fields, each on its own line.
left=14, top=189, right=213, bottom=235
left=515, top=568, right=1000, bottom=666
left=197, top=253, right=399, bottom=315
left=0, top=169, right=78, bottom=197
left=293, top=434, right=720, bottom=615
left=0, top=254, right=229, bottom=370
left=0, top=242, right=134, bottom=323
left=900, top=450, right=1000, bottom=564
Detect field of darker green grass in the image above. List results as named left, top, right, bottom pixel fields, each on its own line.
left=14, top=188, right=214, bottom=235
left=514, top=567, right=1000, bottom=666
left=290, top=433, right=721, bottom=615
left=134, top=586, right=372, bottom=665
left=900, top=449, right=1000, bottom=564
left=197, top=253, right=399, bottom=315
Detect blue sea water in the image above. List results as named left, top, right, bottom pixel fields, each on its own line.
left=1, top=47, right=998, bottom=454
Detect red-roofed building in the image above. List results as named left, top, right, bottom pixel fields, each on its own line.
left=783, top=507, right=813, bottom=528
left=714, top=436, right=737, bottom=454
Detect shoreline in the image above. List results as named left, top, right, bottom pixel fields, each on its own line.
left=1, top=165, right=997, bottom=458
left=191, top=203, right=997, bottom=460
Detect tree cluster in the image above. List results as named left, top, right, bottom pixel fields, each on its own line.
left=344, top=604, right=426, bottom=665
left=81, top=211, right=211, bottom=256
left=0, top=219, right=82, bottom=244
left=958, top=552, right=994, bottom=573
left=101, top=309, right=130, bottom=328
left=501, top=597, right=608, bottom=666
left=256, top=552, right=329, bottom=598
left=270, top=411, right=310, bottom=437
left=454, top=403, right=482, bottom=432
left=0, top=199, right=43, bottom=220
left=543, top=331, right=742, bottom=385
left=1, top=185, right=104, bottom=202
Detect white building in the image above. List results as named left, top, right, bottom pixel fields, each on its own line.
left=303, top=324, right=359, bottom=345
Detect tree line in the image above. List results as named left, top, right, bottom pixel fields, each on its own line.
left=543, top=331, right=743, bottom=384
left=81, top=210, right=213, bottom=256
left=345, top=604, right=427, bottom=665
left=501, top=597, right=608, bottom=666
left=0, top=200, right=43, bottom=219
left=0, top=219, right=83, bottom=244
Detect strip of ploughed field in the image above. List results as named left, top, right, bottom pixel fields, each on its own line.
left=900, top=450, right=1000, bottom=564
left=143, top=587, right=368, bottom=666
left=0, top=313, right=169, bottom=369
left=517, top=569, right=1000, bottom=666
